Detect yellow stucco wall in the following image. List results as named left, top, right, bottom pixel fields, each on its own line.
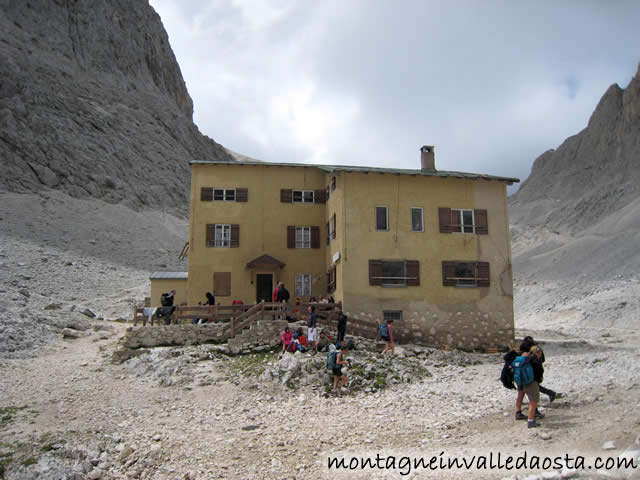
left=336, top=171, right=514, bottom=348
left=184, top=162, right=515, bottom=349
left=187, top=164, right=329, bottom=305
left=149, top=278, right=188, bottom=307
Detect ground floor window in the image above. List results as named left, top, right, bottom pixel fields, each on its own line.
left=383, top=310, right=402, bottom=323
left=295, top=273, right=313, bottom=297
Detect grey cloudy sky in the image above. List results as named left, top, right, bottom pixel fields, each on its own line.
left=149, top=0, right=640, bottom=190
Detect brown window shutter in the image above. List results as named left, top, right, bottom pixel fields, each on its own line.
left=230, top=224, right=240, bottom=248
left=369, top=260, right=383, bottom=286
left=280, top=189, right=292, bottom=203
left=326, top=221, right=330, bottom=245
left=214, top=272, right=231, bottom=296
left=311, top=226, right=320, bottom=248
left=236, top=188, right=248, bottom=202
left=406, top=260, right=420, bottom=286
left=332, top=213, right=336, bottom=239
left=438, top=208, right=452, bottom=233
left=474, top=209, right=488, bottom=234
left=201, top=187, right=213, bottom=202
left=314, top=189, right=327, bottom=204
left=476, top=262, right=490, bottom=287
left=442, top=261, right=457, bottom=286
left=287, top=226, right=296, bottom=248
left=206, top=224, right=215, bottom=247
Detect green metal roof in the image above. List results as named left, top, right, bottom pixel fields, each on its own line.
left=189, top=159, right=520, bottom=184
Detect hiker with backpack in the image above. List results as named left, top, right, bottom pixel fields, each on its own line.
left=380, top=319, right=394, bottom=356
left=512, top=344, right=545, bottom=428
left=521, top=335, right=557, bottom=403
left=327, top=341, right=352, bottom=395
left=157, top=289, right=176, bottom=325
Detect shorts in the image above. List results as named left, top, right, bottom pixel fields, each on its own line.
left=523, top=381, right=540, bottom=403
left=332, top=367, right=342, bottom=377
left=382, top=336, right=391, bottom=342
left=307, top=327, right=317, bottom=342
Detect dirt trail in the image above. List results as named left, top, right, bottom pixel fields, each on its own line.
left=2, top=322, right=639, bottom=479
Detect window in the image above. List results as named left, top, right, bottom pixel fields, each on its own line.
left=295, top=273, right=313, bottom=297
left=383, top=311, right=402, bottom=323
left=369, top=260, right=420, bottom=287
left=411, top=207, right=424, bottom=232
left=202, top=187, right=246, bottom=202
left=327, top=213, right=336, bottom=244
left=214, top=188, right=235, bottom=201
left=214, top=272, right=231, bottom=296
left=327, top=176, right=336, bottom=198
left=295, top=226, right=311, bottom=248
left=382, top=261, right=406, bottom=286
left=288, top=226, right=320, bottom=248
left=327, top=265, right=337, bottom=293
left=281, top=189, right=325, bottom=204
left=214, top=224, right=231, bottom=247
left=438, top=208, right=488, bottom=234
left=206, top=224, right=239, bottom=248
left=376, top=206, right=388, bottom=231
left=442, top=261, right=490, bottom=287
left=293, top=190, right=314, bottom=203
left=452, top=209, right=474, bottom=233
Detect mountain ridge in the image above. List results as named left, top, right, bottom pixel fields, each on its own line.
left=510, top=63, right=640, bottom=234
left=0, top=0, right=233, bottom=216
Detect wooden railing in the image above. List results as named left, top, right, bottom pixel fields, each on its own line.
left=131, top=301, right=380, bottom=339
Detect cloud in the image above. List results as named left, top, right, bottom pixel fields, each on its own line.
left=149, top=0, right=640, bottom=187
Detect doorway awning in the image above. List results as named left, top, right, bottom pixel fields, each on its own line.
left=246, top=254, right=286, bottom=268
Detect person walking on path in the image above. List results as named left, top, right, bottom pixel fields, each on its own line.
left=381, top=318, right=395, bottom=356
left=522, top=335, right=557, bottom=402
left=332, top=342, right=352, bottom=395
left=515, top=345, right=545, bottom=428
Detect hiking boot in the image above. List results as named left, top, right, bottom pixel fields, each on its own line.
left=535, top=409, right=545, bottom=419
left=548, top=391, right=557, bottom=403
left=527, top=420, right=538, bottom=428
left=515, top=411, right=527, bottom=421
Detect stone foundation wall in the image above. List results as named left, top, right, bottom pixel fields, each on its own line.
left=124, top=323, right=227, bottom=349
left=343, top=295, right=514, bottom=351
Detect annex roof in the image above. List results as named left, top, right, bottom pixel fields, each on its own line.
left=149, top=272, right=188, bottom=280
left=190, top=159, right=520, bottom=184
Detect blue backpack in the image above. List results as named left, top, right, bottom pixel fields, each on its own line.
left=378, top=324, right=389, bottom=338
left=326, top=350, right=338, bottom=370
left=511, top=355, right=534, bottom=387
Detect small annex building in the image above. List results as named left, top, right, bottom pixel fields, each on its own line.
left=151, top=146, right=519, bottom=350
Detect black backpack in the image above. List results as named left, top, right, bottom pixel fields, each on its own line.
left=500, top=350, right=517, bottom=389
left=161, top=293, right=172, bottom=307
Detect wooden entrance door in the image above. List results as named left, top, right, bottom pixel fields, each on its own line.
left=256, top=273, right=273, bottom=303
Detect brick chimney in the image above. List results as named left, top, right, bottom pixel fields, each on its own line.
left=420, top=145, right=435, bottom=170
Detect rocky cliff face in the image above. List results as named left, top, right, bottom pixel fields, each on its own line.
left=510, top=63, right=640, bottom=234
left=0, top=0, right=233, bottom=215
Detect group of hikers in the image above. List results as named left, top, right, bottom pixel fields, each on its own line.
left=160, top=289, right=558, bottom=406
left=502, top=335, right=558, bottom=428
left=280, top=306, right=397, bottom=395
